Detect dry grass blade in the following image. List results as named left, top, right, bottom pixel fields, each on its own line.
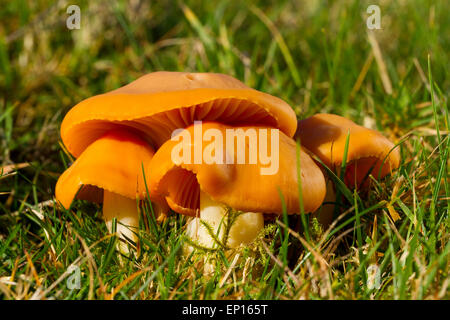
left=0, top=163, right=30, bottom=177
left=261, top=241, right=300, bottom=288
left=219, top=252, right=240, bottom=288
left=30, top=234, right=115, bottom=300
left=350, top=53, right=374, bottom=99
left=106, top=266, right=153, bottom=300
left=276, top=220, right=329, bottom=271
left=367, top=31, right=393, bottom=95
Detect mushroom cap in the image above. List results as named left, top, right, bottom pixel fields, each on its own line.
left=148, top=122, right=326, bottom=216
left=295, top=113, right=400, bottom=186
left=55, top=129, right=156, bottom=209
left=61, top=72, right=297, bottom=158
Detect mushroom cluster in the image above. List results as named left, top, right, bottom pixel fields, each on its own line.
left=55, top=71, right=400, bottom=256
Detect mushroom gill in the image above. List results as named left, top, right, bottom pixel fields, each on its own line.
left=60, top=72, right=297, bottom=158
left=55, top=129, right=164, bottom=253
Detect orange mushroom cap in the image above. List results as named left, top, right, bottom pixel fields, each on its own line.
left=148, top=122, right=326, bottom=216
left=55, top=129, right=156, bottom=209
left=61, top=72, right=297, bottom=158
left=295, top=113, right=400, bottom=186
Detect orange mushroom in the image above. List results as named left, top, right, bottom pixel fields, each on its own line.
left=148, top=121, right=326, bottom=250
left=60, top=71, right=297, bottom=159
left=295, top=113, right=400, bottom=187
left=294, top=113, right=400, bottom=227
left=55, top=129, right=163, bottom=253
left=56, top=71, right=299, bottom=254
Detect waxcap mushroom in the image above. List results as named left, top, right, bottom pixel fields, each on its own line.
left=55, top=128, right=164, bottom=253
left=55, top=129, right=156, bottom=209
left=295, top=113, right=400, bottom=186
left=148, top=121, right=326, bottom=216
left=61, top=71, right=297, bottom=158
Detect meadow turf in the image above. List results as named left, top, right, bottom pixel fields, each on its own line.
left=0, top=0, right=448, bottom=300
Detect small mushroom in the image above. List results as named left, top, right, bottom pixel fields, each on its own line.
left=295, top=113, right=400, bottom=226
left=296, top=113, right=400, bottom=187
left=147, top=122, right=326, bottom=251
left=55, top=129, right=164, bottom=253
left=60, top=71, right=297, bottom=158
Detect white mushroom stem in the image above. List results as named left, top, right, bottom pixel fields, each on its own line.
left=103, top=190, right=140, bottom=254
left=186, top=191, right=264, bottom=250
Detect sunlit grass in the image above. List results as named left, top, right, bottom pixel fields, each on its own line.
left=0, top=0, right=448, bottom=300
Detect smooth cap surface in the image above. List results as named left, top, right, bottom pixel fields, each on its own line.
left=295, top=113, right=400, bottom=186
left=55, top=129, right=156, bottom=209
left=148, top=122, right=326, bottom=216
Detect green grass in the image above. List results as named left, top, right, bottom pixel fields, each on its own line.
left=0, top=0, right=449, bottom=299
